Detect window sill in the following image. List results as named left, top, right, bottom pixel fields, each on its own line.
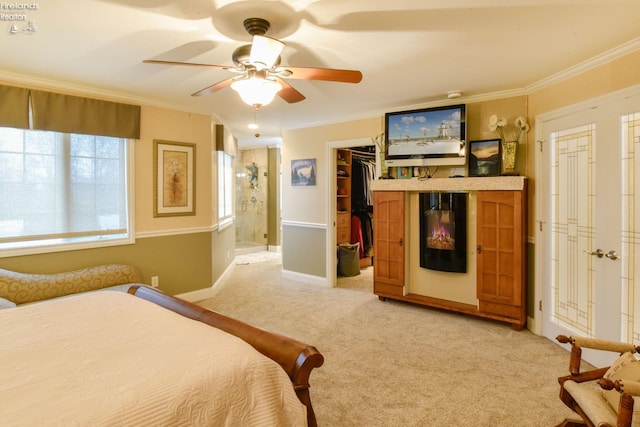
left=0, top=235, right=135, bottom=259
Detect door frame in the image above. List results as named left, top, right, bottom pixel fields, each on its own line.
left=325, top=138, right=376, bottom=287
left=534, top=101, right=596, bottom=336
left=535, top=83, right=640, bottom=359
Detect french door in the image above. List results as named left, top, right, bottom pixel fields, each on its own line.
left=538, top=87, right=640, bottom=367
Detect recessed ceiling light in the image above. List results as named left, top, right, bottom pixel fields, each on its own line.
left=447, top=91, right=462, bottom=99
left=248, top=123, right=258, bottom=129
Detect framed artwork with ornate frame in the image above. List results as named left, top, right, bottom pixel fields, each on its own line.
left=153, top=139, right=196, bottom=217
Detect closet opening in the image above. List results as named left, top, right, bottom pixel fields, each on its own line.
left=336, top=145, right=377, bottom=284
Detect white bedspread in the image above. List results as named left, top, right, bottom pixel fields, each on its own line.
left=0, top=291, right=307, bottom=426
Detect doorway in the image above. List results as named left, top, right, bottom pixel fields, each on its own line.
left=326, top=138, right=379, bottom=288
left=235, top=148, right=268, bottom=254
left=536, top=85, right=640, bottom=366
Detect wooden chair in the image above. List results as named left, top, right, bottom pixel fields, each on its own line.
left=556, top=335, right=640, bottom=427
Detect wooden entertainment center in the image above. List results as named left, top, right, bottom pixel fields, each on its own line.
left=371, top=176, right=527, bottom=330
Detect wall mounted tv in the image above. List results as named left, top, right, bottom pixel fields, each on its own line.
left=384, top=104, right=466, bottom=167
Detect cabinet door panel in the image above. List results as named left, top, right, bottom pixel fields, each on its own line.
left=373, top=191, right=405, bottom=292
left=477, top=190, right=525, bottom=308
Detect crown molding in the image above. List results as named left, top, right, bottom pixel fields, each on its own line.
left=526, top=36, right=640, bottom=94
left=0, top=70, right=209, bottom=117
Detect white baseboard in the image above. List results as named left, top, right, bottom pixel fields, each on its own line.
left=282, top=269, right=330, bottom=287
left=176, top=260, right=237, bottom=302
left=176, top=287, right=215, bottom=302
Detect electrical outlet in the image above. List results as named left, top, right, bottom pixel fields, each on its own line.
left=151, top=276, right=159, bottom=288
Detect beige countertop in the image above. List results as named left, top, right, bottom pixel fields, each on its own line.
left=370, top=176, right=527, bottom=192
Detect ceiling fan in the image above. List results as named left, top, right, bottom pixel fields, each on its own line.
left=144, top=17, right=363, bottom=108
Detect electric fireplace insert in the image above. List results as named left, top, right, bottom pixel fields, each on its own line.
left=419, top=192, right=467, bottom=273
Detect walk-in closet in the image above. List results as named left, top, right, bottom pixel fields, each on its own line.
left=336, top=146, right=377, bottom=279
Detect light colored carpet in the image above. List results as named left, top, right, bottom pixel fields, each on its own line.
left=337, top=265, right=374, bottom=292
left=235, top=251, right=282, bottom=265
left=197, top=255, right=580, bottom=426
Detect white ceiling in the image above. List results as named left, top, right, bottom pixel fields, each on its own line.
left=2, top=0, right=640, bottom=148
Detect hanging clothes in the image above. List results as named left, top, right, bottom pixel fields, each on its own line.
left=351, top=215, right=364, bottom=258
left=351, top=153, right=376, bottom=208
left=350, top=151, right=376, bottom=259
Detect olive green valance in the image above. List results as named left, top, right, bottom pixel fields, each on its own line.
left=215, top=124, right=237, bottom=157
left=30, top=90, right=141, bottom=139
left=0, top=84, right=141, bottom=139
left=0, top=85, right=30, bottom=129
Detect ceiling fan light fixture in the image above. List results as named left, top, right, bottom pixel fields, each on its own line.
left=250, top=35, right=285, bottom=70
left=231, top=76, right=282, bottom=107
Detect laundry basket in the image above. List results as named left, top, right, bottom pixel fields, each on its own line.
left=338, top=242, right=361, bottom=277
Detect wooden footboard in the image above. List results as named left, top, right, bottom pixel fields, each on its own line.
left=128, top=286, right=324, bottom=427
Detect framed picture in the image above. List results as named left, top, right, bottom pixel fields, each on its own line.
left=398, top=166, right=413, bottom=179
left=153, top=139, right=196, bottom=217
left=291, top=158, right=317, bottom=186
left=468, top=138, right=501, bottom=177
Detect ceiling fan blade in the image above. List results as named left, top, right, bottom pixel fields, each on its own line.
left=250, top=35, right=285, bottom=70
left=143, top=59, right=231, bottom=70
left=278, top=66, right=362, bottom=83
left=274, top=78, right=305, bottom=103
left=191, top=77, right=236, bottom=97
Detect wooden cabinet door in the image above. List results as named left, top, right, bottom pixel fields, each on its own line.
left=373, top=191, right=405, bottom=297
left=476, top=190, right=526, bottom=320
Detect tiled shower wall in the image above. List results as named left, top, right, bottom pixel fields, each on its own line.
left=235, top=148, right=268, bottom=248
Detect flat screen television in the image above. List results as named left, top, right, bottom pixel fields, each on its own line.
left=384, top=104, right=466, bottom=167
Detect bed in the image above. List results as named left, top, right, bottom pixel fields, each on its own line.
left=0, top=285, right=324, bottom=426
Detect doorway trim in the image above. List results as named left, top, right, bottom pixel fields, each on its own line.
left=325, top=138, right=374, bottom=287
left=534, top=82, right=640, bottom=347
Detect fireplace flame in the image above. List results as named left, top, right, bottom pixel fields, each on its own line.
left=427, top=212, right=455, bottom=250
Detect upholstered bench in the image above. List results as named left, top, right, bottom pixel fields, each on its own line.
left=0, top=264, right=144, bottom=308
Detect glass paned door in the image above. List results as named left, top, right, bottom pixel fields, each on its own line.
left=550, top=124, right=597, bottom=336
left=621, top=111, right=640, bottom=343
left=538, top=89, right=640, bottom=367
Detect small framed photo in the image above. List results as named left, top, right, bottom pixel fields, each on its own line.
left=468, top=139, right=501, bottom=177
left=291, top=158, right=317, bottom=186
left=398, top=166, right=413, bottom=179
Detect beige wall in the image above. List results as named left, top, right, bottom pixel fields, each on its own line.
left=136, top=106, right=214, bottom=233
left=282, top=118, right=381, bottom=225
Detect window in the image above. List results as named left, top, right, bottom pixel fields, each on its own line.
left=218, top=151, right=233, bottom=226
left=0, top=127, right=133, bottom=254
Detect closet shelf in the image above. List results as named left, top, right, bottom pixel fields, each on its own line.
left=336, top=149, right=352, bottom=244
